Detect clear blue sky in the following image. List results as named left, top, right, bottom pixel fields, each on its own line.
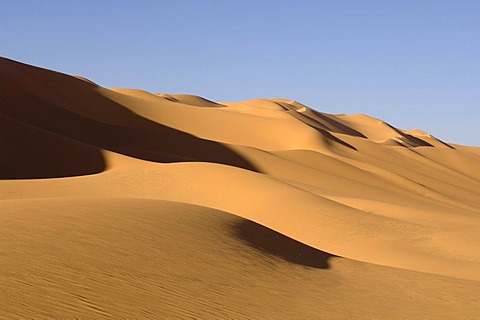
left=1, top=1, right=479, bottom=145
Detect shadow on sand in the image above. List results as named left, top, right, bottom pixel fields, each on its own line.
left=0, top=58, right=257, bottom=179
left=234, top=220, right=336, bottom=269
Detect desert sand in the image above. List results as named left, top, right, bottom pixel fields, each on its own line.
left=1, top=57, right=479, bottom=318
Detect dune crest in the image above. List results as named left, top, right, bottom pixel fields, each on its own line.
left=1, top=57, right=479, bottom=318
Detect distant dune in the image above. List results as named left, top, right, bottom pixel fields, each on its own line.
left=1, top=57, right=479, bottom=318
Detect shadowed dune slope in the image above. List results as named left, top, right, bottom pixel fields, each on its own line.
left=0, top=58, right=257, bottom=171
left=0, top=114, right=105, bottom=179
left=1, top=58, right=479, bottom=318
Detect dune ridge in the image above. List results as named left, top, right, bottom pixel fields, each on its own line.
left=1, top=57, right=479, bottom=318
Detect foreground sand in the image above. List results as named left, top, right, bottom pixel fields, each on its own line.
left=1, top=57, right=479, bottom=318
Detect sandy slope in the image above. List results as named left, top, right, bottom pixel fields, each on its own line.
left=1, top=57, right=479, bottom=318
left=1, top=198, right=478, bottom=319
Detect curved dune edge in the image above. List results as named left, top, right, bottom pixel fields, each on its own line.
left=1, top=57, right=480, bottom=317
left=0, top=198, right=478, bottom=319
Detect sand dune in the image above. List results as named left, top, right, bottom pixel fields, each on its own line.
left=1, top=57, right=479, bottom=318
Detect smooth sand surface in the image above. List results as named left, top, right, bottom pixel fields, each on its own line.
left=1, top=57, right=479, bottom=318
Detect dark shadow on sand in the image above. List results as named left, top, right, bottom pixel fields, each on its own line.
left=234, top=220, right=336, bottom=269
left=0, top=58, right=258, bottom=178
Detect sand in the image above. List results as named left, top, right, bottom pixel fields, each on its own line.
left=1, top=57, right=479, bottom=318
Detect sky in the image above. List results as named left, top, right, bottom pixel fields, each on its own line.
left=1, top=0, right=479, bottom=145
